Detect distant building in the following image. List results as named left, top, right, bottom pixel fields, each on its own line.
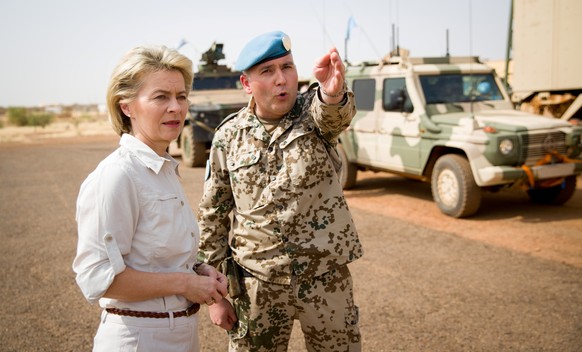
left=45, top=105, right=63, bottom=115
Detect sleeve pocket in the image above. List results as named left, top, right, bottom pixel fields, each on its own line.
left=103, top=233, right=126, bottom=275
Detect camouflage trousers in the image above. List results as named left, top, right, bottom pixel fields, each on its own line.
left=227, top=264, right=361, bottom=352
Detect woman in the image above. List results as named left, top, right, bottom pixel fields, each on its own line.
left=72, top=45, right=227, bottom=352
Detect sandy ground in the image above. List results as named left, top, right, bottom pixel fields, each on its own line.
left=0, top=118, right=117, bottom=144
left=1, top=120, right=581, bottom=351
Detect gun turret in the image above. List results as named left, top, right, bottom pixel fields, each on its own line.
left=198, top=42, right=230, bottom=73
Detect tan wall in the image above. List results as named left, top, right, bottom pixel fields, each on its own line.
left=511, top=0, right=582, bottom=99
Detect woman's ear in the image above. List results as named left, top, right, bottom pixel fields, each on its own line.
left=120, top=102, right=131, bottom=117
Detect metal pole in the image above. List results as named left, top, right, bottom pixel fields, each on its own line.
left=504, top=0, right=514, bottom=90
left=345, top=37, right=348, bottom=63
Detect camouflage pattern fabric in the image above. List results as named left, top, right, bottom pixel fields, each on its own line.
left=227, top=265, right=361, bottom=351
left=197, top=85, right=363, bottom=284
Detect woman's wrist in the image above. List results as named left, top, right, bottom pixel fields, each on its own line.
left=175, top=271, right=193, bottom=297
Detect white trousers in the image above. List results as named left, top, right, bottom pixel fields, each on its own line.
left=93, top=310, right=200, bottom=352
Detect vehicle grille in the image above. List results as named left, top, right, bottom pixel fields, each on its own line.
left=521, top=131, right=567, bottom=165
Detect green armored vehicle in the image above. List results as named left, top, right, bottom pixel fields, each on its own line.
left=339, top=54, right=582, bottom=217
left=177, top=43, right=248, bottom=166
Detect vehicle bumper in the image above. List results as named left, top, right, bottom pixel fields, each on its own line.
left=477, top=162, right=582, bottom=187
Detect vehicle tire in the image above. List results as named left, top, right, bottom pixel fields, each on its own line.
left=431, top=154, right=481, bottom=218
left=180, top=125, right=207, bottom=167
left=527, top=175, right=577, bottom=205
left=337, top=143, right=358, bottom=190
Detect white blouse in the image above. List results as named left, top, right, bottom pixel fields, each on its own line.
left=73, top=134, right=199, bottom=312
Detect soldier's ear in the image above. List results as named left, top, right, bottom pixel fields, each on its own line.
left=240, top=74, right=253, bottom=94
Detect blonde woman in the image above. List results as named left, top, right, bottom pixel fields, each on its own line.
left=73, top=45, right=227, bottom=352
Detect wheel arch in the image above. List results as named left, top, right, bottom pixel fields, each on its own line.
left=422, top=142, right=489, bottom=186
left=422, top=145, right=467, bottom=181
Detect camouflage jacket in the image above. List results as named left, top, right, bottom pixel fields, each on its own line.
left=197, top=86, right=363, bottom=285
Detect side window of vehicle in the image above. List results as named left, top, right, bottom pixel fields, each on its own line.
left=352, top=79, right=376, bottom=111
left=383, top=78, right=413, bottom=113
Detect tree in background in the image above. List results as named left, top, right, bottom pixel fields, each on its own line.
left=7, top=107, right=54, bottom=127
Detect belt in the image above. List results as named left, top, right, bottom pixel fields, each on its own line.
left=105, top=303, right=200, bottom=319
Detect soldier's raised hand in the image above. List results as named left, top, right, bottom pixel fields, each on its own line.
left=313, top=47, right=346, bottom=104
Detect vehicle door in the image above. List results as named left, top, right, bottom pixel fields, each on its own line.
left=349, top=77, right=380, bottom=164
left=376, top=77, right=421, bottom=172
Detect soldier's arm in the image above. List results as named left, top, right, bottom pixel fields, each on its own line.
left=197, top=129, right=234, bottom=267
left=311, top=87, right=356, bottom=145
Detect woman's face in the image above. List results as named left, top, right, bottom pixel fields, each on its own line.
left=121, top=69, right=188, bottom=155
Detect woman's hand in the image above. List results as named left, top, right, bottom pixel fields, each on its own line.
left=195, top=262, right=227, bottom=285
left=181, top=272, right=228, bottom=306
left=192, top=262, right=228, bottom=305
left=182, top=263, right=228, bottom=305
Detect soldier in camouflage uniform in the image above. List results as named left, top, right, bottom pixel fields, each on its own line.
left=197, top=31, right=363, bottom=351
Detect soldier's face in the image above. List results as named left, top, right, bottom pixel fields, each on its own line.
left=241, top=54, right=298, bottom=120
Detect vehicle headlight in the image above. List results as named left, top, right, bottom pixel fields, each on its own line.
left=499, top=138, right=514, bottom=155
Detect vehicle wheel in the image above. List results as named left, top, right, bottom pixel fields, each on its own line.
left=527, top=175, right=577, bottom=205
left=180, top=125, right=207, bottom=167
left=431, top=154, right=481, bottom=218
left=337, top=144, right=358, bottom=189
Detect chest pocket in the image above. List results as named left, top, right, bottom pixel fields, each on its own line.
left=140, top=191, right=194, bottom=262
left=281, top=126, right=334, bottom=189
left=227, top=149, right=270, bottom=211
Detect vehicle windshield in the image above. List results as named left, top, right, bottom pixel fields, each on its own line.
left=420, top=73, right=503, bottom=104
left=192, top=75, right=241, bottom=91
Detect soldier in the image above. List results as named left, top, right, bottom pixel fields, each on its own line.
left=197, top=30, right=363, bottom=351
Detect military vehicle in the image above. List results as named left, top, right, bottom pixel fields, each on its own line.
left=177, top=43, right=248, bottom=166
left=338, top=53, right=582, bottom=217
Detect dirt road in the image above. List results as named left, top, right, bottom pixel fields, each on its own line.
left=1, top=134, right=581, bottom=351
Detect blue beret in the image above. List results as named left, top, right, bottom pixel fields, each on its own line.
left=235, top=31, right=292, bottom=71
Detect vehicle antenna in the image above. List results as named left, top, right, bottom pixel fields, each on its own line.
left=446, top=28, right=451, bottom=57
left=468, top=0, right=475, bottom=114
left=391, top=23, right=395, bottom=54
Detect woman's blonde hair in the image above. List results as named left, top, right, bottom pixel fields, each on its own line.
left=106, top=45, right=193, bottom=136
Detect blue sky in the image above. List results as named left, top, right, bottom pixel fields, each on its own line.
left=0, top=0, right=511, bottom=107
